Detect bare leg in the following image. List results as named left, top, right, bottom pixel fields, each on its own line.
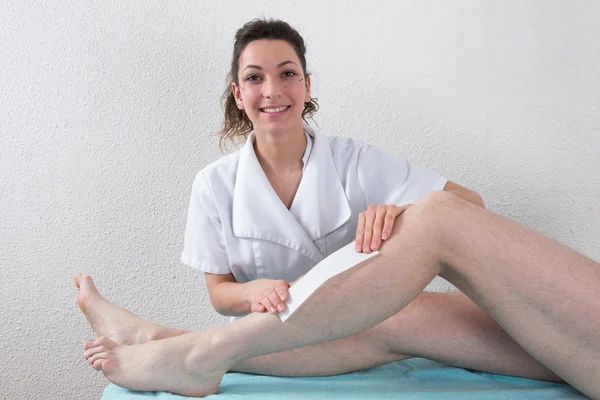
left=76, top=273, right=560, bottom=380
left=233, top=292, right=562, bottom=382
left=83, top=192, right=599, bottom=397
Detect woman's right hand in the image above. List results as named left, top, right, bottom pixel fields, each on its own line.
left=247, top=278, right=291, bottom=314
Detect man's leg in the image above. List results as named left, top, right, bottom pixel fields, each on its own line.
left=83, top=191, right=599, bottom=398
left=232, top=291, right=562, bottom=382
left=76, top=274, right=560, bottom=380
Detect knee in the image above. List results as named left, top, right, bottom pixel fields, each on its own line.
left=381, top=192, right=453, bottom=247
left=398, top=191, right=462, bottom=228
left=387, top=191, right=464, bottom=242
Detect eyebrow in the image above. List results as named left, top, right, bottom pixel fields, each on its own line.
left=243, top=60, right=298, bottom=72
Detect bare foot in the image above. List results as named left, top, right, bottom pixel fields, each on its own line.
left=83, top=333, right=229, bottom=397
left=75, top=273, right=174, bottom=345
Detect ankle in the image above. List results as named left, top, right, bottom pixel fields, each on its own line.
left=185, top=329, right=237, bottom=371
left=208, top=328, right=238, bottom=363
left=135, top=325, right=163, bottom=344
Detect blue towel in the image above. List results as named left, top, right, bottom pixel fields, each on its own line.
left=101, top=358, right=587, bottom=399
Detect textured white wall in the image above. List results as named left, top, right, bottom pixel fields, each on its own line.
left=1, top=1, right=599, bottom=399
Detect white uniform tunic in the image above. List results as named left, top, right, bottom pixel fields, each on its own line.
left=181, top=122, right=447, bottom=284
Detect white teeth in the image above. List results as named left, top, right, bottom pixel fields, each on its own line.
left=262, top=106, right=288, bottom=113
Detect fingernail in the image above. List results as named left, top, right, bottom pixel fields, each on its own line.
left=270, top=307, right=276, bottom=313
left=277, top=305, right=283, bottom=311
left=280, top=295, right=285, bottom=301
left=382, top=232, right=389, bottom=240
left=371, top=241, right=378, bottom=249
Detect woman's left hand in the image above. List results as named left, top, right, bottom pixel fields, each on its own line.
left=355, top=204, right=410, bottom=253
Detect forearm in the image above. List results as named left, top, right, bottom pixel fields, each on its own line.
left=210, top=281, right=254, bottom=317
left=446, top=188, right=485, bottom=209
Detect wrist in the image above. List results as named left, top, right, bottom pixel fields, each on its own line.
left=242, top=279, right=262, bottom=312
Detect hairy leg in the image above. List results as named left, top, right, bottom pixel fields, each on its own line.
left=84, top=192, right=599, bottom=397
left=76, top=272, right=406, bottom=376
left=375, top=291, right=563, bottom=382
left=76, top=274, right=560, bottom=381
left=233, top=291, right=562, bottom=382
left=434, top=197, right=600, bottom=397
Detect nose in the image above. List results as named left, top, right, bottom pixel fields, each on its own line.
left=262, top=76, right=283, bottom=99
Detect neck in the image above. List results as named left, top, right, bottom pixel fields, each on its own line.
left=253, top=125, right=307, bottom=175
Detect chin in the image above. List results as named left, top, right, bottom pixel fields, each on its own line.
left=256, top=120, right=302, bottom=136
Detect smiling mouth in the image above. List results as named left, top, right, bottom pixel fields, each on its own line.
left=260, top=105, right=291, bottom=113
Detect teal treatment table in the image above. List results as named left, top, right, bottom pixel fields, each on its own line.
left=101, top=357, right=588, bottom=399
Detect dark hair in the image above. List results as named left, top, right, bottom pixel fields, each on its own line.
left=218, top=19, right=319, bottom=151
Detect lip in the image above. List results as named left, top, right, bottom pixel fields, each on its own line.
left=260, top=105, right=291, bottom=117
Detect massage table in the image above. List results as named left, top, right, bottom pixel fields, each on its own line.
left=101, top=357, right=588, bottom=399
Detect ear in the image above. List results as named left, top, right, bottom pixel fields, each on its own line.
left=232, top=82, right=244, bottom=110
left=304, top=75, right=311, bottom=103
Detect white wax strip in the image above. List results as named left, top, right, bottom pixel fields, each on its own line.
left=278, top=242, right=379, bottom=322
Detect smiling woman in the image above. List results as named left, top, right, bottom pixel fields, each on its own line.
left=219, top=19, right=319, bottom=152
left=233, top=40, right=310, bottom=141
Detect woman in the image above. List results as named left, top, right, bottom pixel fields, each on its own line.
left=183, top=18, right=466, bottom=319
left=76, top=18, right=599, bottom=399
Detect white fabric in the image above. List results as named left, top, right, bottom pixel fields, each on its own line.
left=278, top=242, right=380, bottom=322
left=181, top=122, right=447, bottom=286
left=301, top=129, right=312, bottom=173
left=290, top=130, right=313, bottom=225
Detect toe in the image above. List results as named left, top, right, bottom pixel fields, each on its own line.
left=78, top=274, right=103, bottom=300
left=99, top=359, right=117, bottom=381
left=84, top=345, right=107, bottom=360
left=92, top=358, right=106, bottom=371
left=89, top=351, right=108, bottom=366
left=74, top=273, right=82, bottom=289
left=83, top=339, right=94, bottom=350
left=94, top=336, right=118, bottom=349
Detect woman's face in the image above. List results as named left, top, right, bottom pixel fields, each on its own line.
left=233, top=39, right=311, bottom=137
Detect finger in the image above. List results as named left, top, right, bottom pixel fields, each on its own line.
left=268, top=290, right=285, bottom=312
left=355, top=212, right=366, bottom=252
left=381, top=210, right=397, bottom=241
left=362, top=205, right=376, bottom=253
left=275, top=282, right=290, bottom=302
left=260, top=297, right=277, bottom=314
left=382, top=204, right=410, bottom=240
left=251, top=302, right=266, bottom=313
left=371, top=205, right=387, bottom=250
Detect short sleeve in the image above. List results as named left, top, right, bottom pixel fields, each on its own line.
left=180, top=172, right=231, bottom=274
left=357, top=144, right=447, bottom=206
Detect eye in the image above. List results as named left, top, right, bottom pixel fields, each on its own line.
left=245, top=75, right=261, bottom=82
left=282, top=70, right=297, bottom=78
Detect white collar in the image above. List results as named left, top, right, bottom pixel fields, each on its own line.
left=301, top=129, right=313, bottom=172
left=232, top=122, right=351, bottom=263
